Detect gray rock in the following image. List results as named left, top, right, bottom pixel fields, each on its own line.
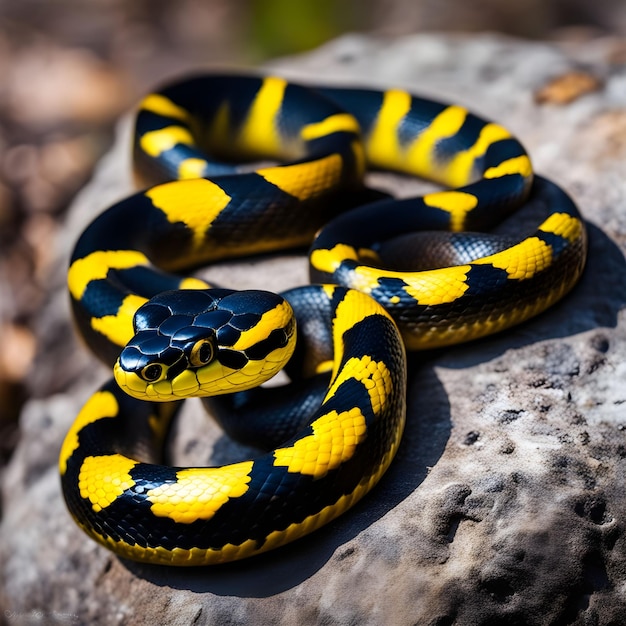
left=2, top=33, right=626, bottom=625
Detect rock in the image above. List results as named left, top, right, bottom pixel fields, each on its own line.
left=2, top=32, right=626, bottom=625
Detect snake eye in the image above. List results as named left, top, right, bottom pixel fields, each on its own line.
left=189, top=339, right=215, bottom=367
left=141, top=363, right=164, bottom=382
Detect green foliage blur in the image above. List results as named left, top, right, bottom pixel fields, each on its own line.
left=249, top=0, right=363, bottom=59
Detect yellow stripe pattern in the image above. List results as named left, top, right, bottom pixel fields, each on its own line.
left=237, top=76, right=287, bottom=158
left=140, top=126, right=194, bottom=158
left=366, top=89, right=413, bottom=169
left=68, top=250, right=150, bottom=300
left=257, top=154, right=343, bottom=201
left=273, top=407, right=367, bottom=477
left=78, top=454, right=137, bottom=513
left=90, top=294, right=148, bottom=348
left=145, top=179, right=232, bottom=251
left=59, top=390, right=118, bottom=474
left=301, top=113, right=361, bottom=141
left=139, top=94, right=191, bottom=122
left=474, top=237, right=553, bottom=280
left=423, top=190, right=479, bottom=231
left=146, top=462, right=254, bottom=523
left=404, top=105, right=468, bottom=182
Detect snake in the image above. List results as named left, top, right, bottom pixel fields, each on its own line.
left=59, top=73, right=587, bottom=566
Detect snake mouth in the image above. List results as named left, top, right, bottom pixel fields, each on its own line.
left=113, top=337, right=296, bottom=401
left=113, top=358, right=216, bottom=401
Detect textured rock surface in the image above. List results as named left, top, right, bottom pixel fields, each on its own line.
left=2, top=33, right=626, bottom=625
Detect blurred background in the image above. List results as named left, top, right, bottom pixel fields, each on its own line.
left=0, top=0, right=624, bottom=462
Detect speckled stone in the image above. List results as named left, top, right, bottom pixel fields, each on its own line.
left=2, top=33, right=626, bottom=625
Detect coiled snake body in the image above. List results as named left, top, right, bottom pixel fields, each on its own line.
left=60, top=74, right=586, bottom=565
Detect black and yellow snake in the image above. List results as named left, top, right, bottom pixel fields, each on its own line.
left=60, top=74, right=587, bottom=566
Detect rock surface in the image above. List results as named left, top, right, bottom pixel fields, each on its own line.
left=2, top=32, right=626, bottom=625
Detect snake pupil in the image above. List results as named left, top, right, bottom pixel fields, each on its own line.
left=199, top=342, right=212, bottom=363
left=142, top=364, right=163, bottom=382
left=190, top=339, right=214, bottom=367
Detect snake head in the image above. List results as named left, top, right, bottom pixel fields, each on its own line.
left=113, top=289, right=296, bottom=401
